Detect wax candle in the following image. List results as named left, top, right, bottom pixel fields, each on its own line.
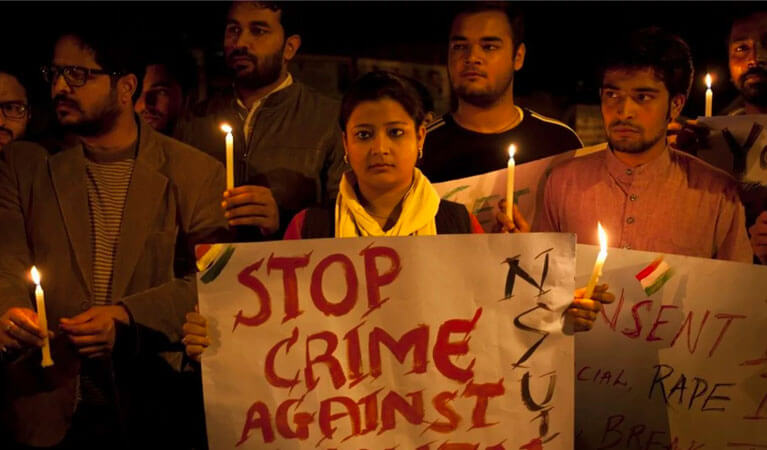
left=221, top=124, right=234, bottom=190
left=705, top=74, right=713, bottom=118
left=30, top=267, right=53, bottom=368
left=583, top=223, right=608, bottom=300
left=507, top=144, right=516, bottom=221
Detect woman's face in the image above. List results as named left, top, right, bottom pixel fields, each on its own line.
left=343, top=98, right=425, bottom=195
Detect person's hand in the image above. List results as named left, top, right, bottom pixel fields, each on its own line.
left=668, top=119, right=710, bottom=154
left=566, top=284, right=615, bottom=332
left=749, top=211, right=767, bottom=264
left=222, top=186, right=279, bottom=236
left=182, top=311, right=209, bottom=363
left=495, top=202, right=531, bottom=233
left=59, top=305, right=130, bottom=358
left=0, top=307, right=48, bottom=351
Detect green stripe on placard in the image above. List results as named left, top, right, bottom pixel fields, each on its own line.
left=643, top=269, right=673, bottom=296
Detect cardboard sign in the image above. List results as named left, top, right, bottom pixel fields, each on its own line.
left=197, top=234, right=576, bottom=449
left=574, top=244, right=767, bottom=449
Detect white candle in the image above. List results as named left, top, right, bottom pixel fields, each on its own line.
left=221, top=124, right=234, bottom=190
left=705, top=74, right=713, bottom=118
left=583, top=223, right=608, bottom=300
left=30, top=267, right=53, bottom=368
left=507, top=144, right=516, bottom=221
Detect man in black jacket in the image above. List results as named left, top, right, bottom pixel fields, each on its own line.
left=176, top=1, right=346, bottom=240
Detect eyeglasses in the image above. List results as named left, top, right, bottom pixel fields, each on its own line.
left=41, top=64, right=123, bottom=88
left=0, top=102, right=29, bottom=120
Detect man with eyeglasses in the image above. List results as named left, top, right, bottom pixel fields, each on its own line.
left=0, top=69, right=29, bottom=151
left=0, top=29, right=228, bottom=449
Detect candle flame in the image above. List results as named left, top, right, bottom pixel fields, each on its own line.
left=220, top=123, right=232, bottom=134
left=508, top=144, right=516, bottom=160
left=30, top=266, right=41, bottom=285
left=705, top=73, right=712, bottom=89
left=597, top=222, right=608, bottom=254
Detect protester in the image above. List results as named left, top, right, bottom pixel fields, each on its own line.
left=0, top=28, right=227, bottom=449
left=135, top=49, right=197, bottom=136
left=420, top=1, right=583, bottom=186
left=176, top=1, right=346, bottom=240
left=0, top=69, right=30, bottom=151
left=536, top=27, right=753, bottom=263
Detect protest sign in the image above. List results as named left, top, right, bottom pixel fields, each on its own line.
left=574, top=244, right=767, bottom=449
left=197, top=234, right=576, bottom=449
left=433, top=145, right=605, bottom=232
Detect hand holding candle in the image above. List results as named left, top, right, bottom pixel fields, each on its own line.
left=583, top=222, right=608, bottom=300
left=705, top=74, right=713, bottom=118
left=221, top=124, right=234, bottom=190
left=30, top=266, right=54, bottom=367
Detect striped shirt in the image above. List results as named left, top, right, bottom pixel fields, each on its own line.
left=84, top=143, right=136, bottom=305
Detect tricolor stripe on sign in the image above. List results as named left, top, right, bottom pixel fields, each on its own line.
left=196, top=243, right=236, bottom=283
left=635, top=257, right=673, bottom=296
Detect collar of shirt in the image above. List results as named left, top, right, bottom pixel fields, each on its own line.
left=604, top=144, right=672, bottom=193
left=236, top=73, right=294, bottom=144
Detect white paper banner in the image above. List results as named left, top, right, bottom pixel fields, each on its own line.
left=198, top=234, right=576, bottom=449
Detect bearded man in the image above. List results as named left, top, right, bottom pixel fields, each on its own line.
left=176, top=1, right=345, bottom=240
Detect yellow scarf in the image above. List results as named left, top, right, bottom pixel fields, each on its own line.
left=335, top=168, right=440, bottom=237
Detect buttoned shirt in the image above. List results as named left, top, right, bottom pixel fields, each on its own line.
left=535, top=146, right=753, bottom=262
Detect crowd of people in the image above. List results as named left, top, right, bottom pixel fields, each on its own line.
left=0, top=1, right=765, bottom=449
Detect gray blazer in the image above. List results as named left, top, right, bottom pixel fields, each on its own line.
left=0, top=119, right=228, bottom=446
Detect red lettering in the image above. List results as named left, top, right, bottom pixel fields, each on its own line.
left=622, top=300, right=652, bottom=339
left=369, top=325, right=429, bottom=378
left=646, top=305, right=678, bottom=342
left=708, top=313, right=746, bottom=357
left=669, top=310, right=710, bottom=354
left=234, top=259, right=271, bottom=330
left=360, top=245, right=402, bottom=315
left=434, top=308, right=483, bottom=382
left=311, top=253, right=359, bottom=316
left=236, top=401, right=274, bottom=446
left=462, top=378, right=505, bottom=430
left=429, top=391, right=460, bottom=433
left=343, top=322, right=366, bottom=386
left=626, top=423, right=646, bottom=448
left=267, top=252, right=311, bottom=323
left=275, top=399, right=312, bottom=440
left=265, top=327, right=300, bottom=391
left=358, top=389, right=383, bottom=434
left=380, top=390, right=425, bottom=433
left=305, top=331, right=346, bottom=390
left=645, top=430, right=666, bottom=449
left=577, top=366, right=592, bottom=381
left=318, top=396, right=361, bottom=441
left=600, top=288, right=625, bottom=331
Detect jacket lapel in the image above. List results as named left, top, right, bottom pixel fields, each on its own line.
left=110, top=122, right=168, bottom=301
left=48, top=145, right=92, bottom=295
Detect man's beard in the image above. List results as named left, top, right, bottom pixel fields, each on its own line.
left=452, top=67, right=514, bottom=108
left=607, top=120, right=666, bottom=154
left=229, top=47, right=284, bottom=91
left=737, top=66, right=767, bottom=107
left=55, top=89, right=121, bottom=137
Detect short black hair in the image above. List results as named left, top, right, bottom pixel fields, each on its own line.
left=599, top=27, right=693, bottom=99
left=54, top=26, right=143, bottom=101
left=0, top=66, right=28, bottom=98
left=229, top=1, right=303, bottom=38
left=143, top=47, right=199, bottom=95
left=339, top=71, right=425, bottom=131
left=450, top=1, right=525, bottom=51
left=730, top=8, right=767, bottom=41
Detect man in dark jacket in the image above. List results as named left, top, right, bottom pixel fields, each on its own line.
left=176, top=1, right=346, bottom=240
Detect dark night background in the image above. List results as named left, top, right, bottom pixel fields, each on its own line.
left=2, top=1, right=763, bottom=137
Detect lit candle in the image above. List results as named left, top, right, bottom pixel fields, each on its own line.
left=583, top=223, right=608, bottom=300
left=507, top=144, right=516, bottom=221
left=705, top=74, right=713, bottom=118
left=30, top=267, right=53, bottom=368
left=221, top=124, right=234, bottom=190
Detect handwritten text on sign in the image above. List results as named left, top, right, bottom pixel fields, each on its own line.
left=574, top=244, right=767, bottom=449
left=198, top=234, right=576, bottom=449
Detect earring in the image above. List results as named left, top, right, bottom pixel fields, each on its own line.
left=343, top=153, right=349, bottom=164
left=418, top=147, right=423, bottom=159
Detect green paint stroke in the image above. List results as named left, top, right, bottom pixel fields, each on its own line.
left=441, top=185, right=469, bottom=200
left=643, top=269, right=674, bottom=296
left=200, top=245, right=236, bottom=284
